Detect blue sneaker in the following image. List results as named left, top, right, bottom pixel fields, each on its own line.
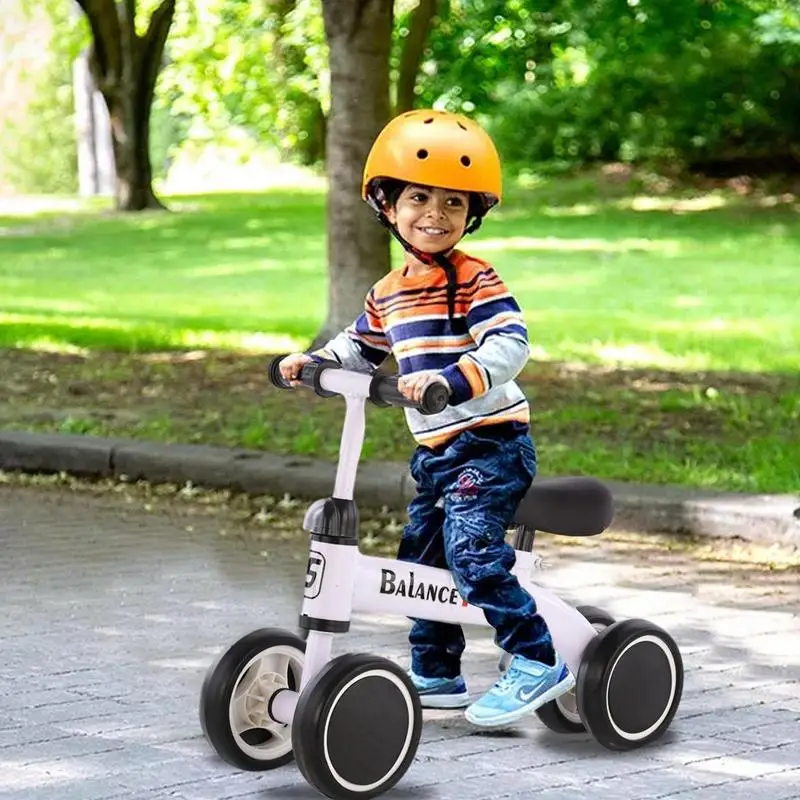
left=465, top=653, right=574, bottom=727
left=409, top=671, right=470, bottom=709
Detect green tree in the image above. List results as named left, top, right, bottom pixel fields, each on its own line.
left=73, top=0, right=176, bottom=210
left=157, top=0, right=329, bottom=165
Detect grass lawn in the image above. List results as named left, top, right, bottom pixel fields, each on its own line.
left=0, top=172, right=798, bottom=493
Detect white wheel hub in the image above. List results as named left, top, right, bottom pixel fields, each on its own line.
left=229, top=645, right=304, bottom=760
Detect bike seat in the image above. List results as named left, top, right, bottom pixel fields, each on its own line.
left=512, top=476, right=614, bottom=536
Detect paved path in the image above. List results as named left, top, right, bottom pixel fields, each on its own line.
left=1, top=486, right=799, bottom=800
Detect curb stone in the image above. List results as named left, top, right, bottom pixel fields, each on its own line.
left=0, top=429, right=798, bottom=546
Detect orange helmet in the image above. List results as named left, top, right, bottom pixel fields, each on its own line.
left=362, top=109, right=502, bottom=215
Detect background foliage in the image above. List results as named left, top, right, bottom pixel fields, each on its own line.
left=4, top=0, right=799, bottom=194
left=0, top=0, right=88, bottom=193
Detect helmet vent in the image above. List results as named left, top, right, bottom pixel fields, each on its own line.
left=457, top=122, right=467, bottom=130
left=460, top=155, right=471, bottom=167
left=417, top=148, right=429, bottom=159
left=424, top=117, right=434, bottom=124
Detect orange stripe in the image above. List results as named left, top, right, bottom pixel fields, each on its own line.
left=366, top=307, right=382, bottom=325
left=458, top=358, right=487, bottom=396
left=387, top=303, right=451, bottom=323
left=376, top=266, right=502, bottom=295
left=473, top=409, right=530, bottom=428
left=417, top=411, right=530, bottom=448
left=375, top=278, right=504, bottom=314
left=393, top=337, right=472, bottom=355
left=356, top=333, right=389, bottom=348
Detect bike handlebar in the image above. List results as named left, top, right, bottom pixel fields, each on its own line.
left=268, top=355, right=450, bottom=416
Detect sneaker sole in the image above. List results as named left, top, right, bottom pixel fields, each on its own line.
left=464, top=673, right=576, bottom=727
left=419, top=691, right=471, bottom=709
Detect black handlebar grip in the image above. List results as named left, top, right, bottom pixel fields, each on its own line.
left=369, top=374, right=450, bottom=415
left=299, top=361, right=318, bottom=384
left=268, top=354, right=291, bottom=389
left=419, top=381, right=450, bottom=415
left=368, top=375, right=406, bottom=408
left=267, top=354, right=338, bottom=397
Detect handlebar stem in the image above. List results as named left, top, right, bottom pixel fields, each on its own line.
left=318, top=369, right=370, bottom=500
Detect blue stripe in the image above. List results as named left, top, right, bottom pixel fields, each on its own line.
left=395, top=351, right=474, bottom=373
left=440, top=363, right=472, bottom=405
left=473, top=325, right=528, bottom=346
left=466, top=295, right=522, bottom=325
left=388, top=316, right=470, bottom=340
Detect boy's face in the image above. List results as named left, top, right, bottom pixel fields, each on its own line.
left=386, top=184, right=469, bottom=255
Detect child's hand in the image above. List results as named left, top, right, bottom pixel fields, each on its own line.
left=279, top=353, right=312, bottom=386
left=398, top=373, right=451, bottom=405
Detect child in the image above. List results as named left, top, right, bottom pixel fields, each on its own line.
left=278, top=109, right=574, bottom=727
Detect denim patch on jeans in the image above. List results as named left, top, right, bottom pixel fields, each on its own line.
left=396, top=426, right=556, bottom=678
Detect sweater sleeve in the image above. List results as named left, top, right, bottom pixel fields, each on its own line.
left=439, top=266, right=530, bottom=405
left=308, top=288, right=390, bottom=372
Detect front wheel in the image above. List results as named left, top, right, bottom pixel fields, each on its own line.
left=199, top=628, right=305, bottom=770
left=292, top=653, right=422, bottom=799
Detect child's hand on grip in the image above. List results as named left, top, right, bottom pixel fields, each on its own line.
left=279, top=353, right=313, bottom=386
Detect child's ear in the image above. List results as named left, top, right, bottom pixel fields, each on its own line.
left=385, top=205, right=397, bottom=224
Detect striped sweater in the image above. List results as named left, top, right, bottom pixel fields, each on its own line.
left=310, top=249, right=531, bottom=449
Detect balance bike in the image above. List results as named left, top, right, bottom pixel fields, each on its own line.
left=199, top=357, right=684, bottom=800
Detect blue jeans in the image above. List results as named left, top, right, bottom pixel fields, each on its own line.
left=397, top=426, right=556, bottom=679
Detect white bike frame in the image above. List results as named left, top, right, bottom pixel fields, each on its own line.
left=270, top=367, right=597, bottom=726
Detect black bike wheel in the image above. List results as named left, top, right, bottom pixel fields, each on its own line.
left=292, top=653, right=422, bottom=799
left=200, top=628, right=305, bottom=770
left=577, top=618, right=684, bottom=751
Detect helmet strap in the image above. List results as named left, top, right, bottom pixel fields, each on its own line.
left=371, top=209, right=460, bottom=320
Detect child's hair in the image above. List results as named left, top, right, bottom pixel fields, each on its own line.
left=377, top=178, right=405, bottom=209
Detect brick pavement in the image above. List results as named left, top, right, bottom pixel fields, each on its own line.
left=0, top=485, right=798, bottom=800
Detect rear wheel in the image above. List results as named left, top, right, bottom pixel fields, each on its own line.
left=535, top=606, right=616, bottom=734
left=199, top=628, right=305, bottom=770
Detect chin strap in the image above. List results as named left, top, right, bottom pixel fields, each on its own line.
left=369, top=198, right=484, bottom=322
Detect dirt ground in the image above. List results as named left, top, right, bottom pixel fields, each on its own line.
left=1, top=347, right=793, bottom=431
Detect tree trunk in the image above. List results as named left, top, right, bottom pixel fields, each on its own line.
left=313, top=0, right=393, bottom=348
left=395, top=0, right=438, bottom=115
left=106, top=93, right=163, bottom=210
left=75, top=0, right=175, bottom=212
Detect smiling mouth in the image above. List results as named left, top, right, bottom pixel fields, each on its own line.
left=417, top=226, right=449, bottom=236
